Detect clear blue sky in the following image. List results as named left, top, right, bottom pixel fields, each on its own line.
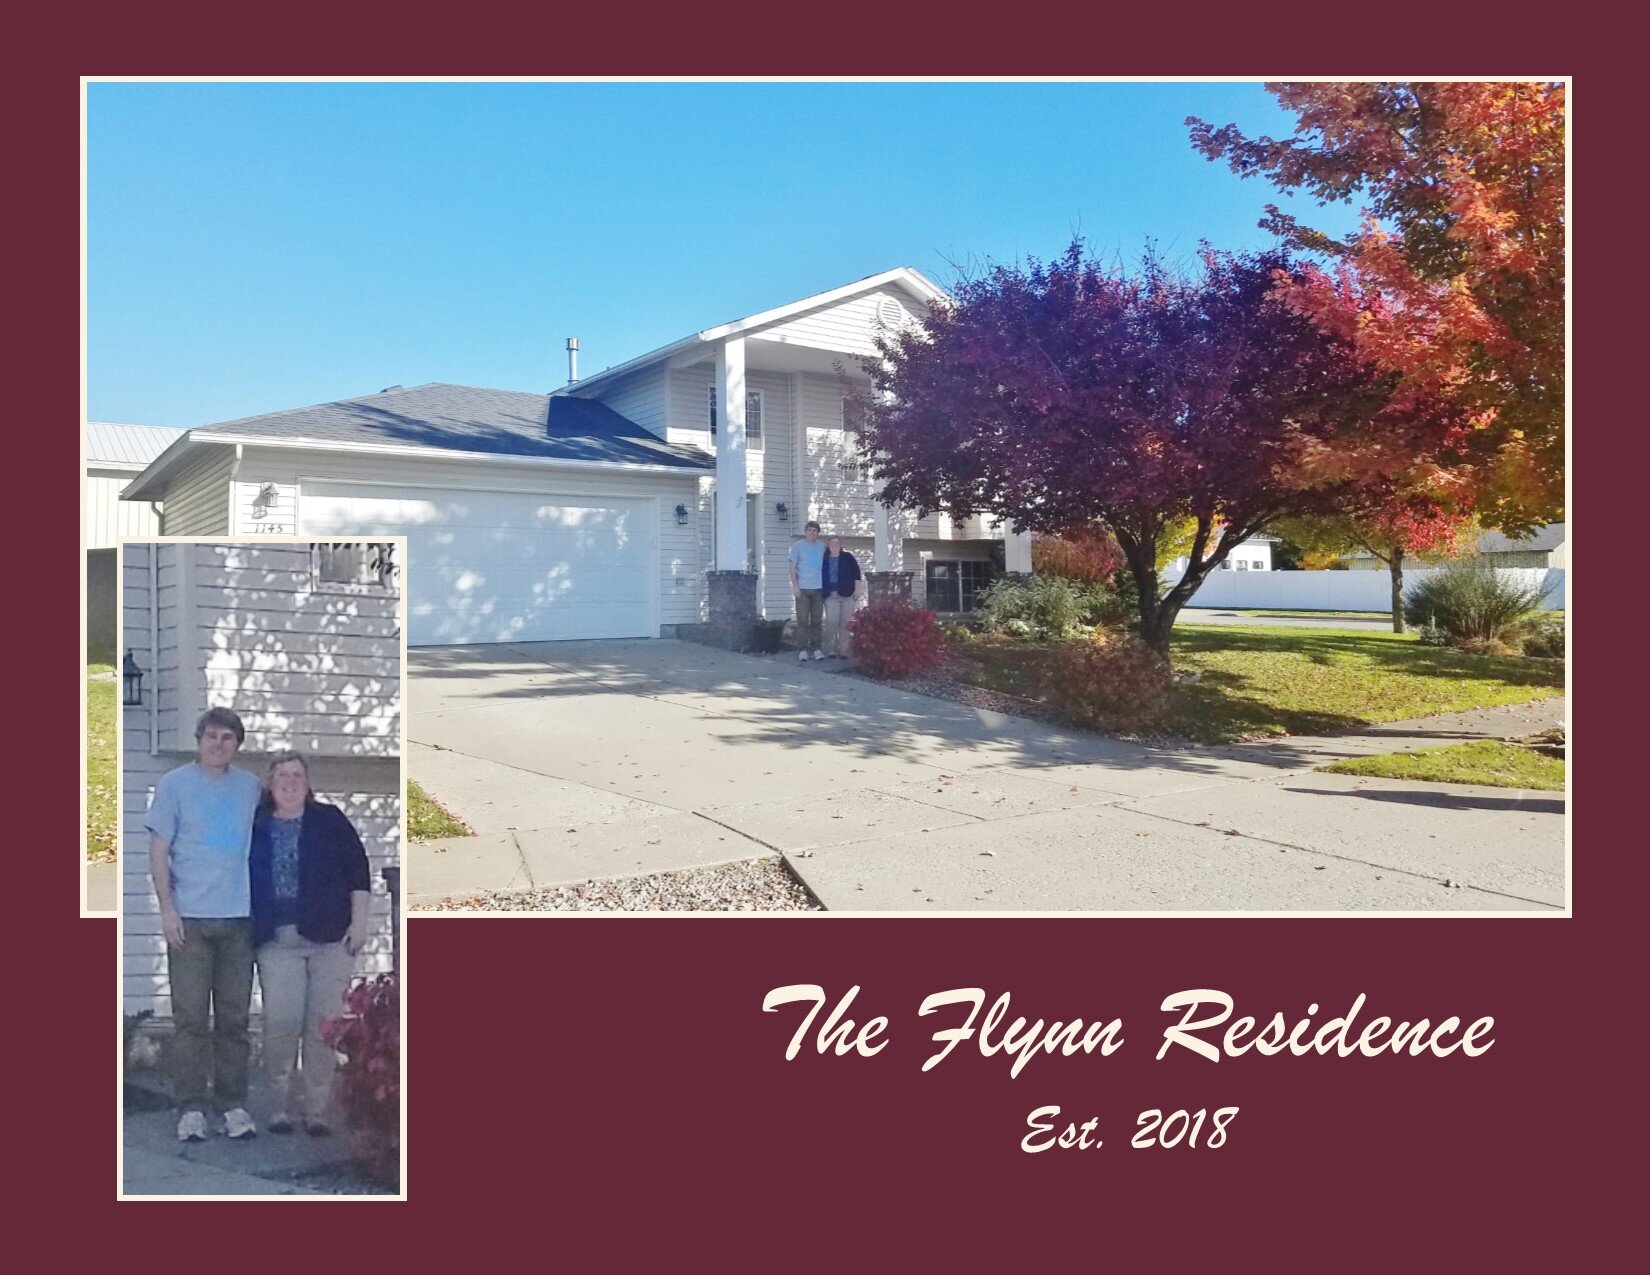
left=87, top=81, right=1360, bottom=427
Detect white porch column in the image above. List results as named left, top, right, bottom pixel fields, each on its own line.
left=714, top=336, right=749, bottom=570
left=873, top=503, right=901, bottom=571
left=1003, top=519, right=1034, bottom=574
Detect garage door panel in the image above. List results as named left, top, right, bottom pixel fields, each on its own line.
left=300, top=482, right=658, bottom=645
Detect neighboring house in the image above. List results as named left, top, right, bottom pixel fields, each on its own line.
left=1163, top=534, right=1273, bottom=582
left=122, top=541, right=401, bottom=1018
left=1344, top=522, right=1568, bottom=570
left=86, top=422, right=185, bottom=660
left=119, top=269, right=1028, bottom=645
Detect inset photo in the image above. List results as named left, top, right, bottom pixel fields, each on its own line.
left=118, top=539, right=405, bottom=1198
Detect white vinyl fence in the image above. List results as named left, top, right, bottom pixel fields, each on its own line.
left=1179, top=567, right=1565, bottom=613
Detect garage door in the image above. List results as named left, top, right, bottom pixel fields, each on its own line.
left=300, top=482, right=657, bottom=645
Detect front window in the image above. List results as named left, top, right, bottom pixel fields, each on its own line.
left=926, top=560, right=994, bottom=613
left=838, top=396, right=869, bottom=480
left=709, top=386, right=763, bottom=450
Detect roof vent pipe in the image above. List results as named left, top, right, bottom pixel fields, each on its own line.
left=566, top=337, right=580, bottom=386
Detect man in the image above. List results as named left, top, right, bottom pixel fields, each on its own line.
left=787, top=520, right=828, bottom=661
left=821, top=536, right=864, bottom=658
left=147, top=707, right=264, bottom=1142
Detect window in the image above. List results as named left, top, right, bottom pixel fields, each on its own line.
left=708, top=386, right=763, bottom=450
left=313, top=542, right=398, bottom=593
left=926, top=560, right=995, bottom=613
left=1236, top=559, right=1249, bottom=571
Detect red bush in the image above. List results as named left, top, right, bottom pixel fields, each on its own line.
left=1031, top=529, right=1126, bottom=584
left=847, top=601, right=948, bottom=679
left=320, top=972, right=400, bottom=1187
left=1053, top=632, right=1172, bottom=733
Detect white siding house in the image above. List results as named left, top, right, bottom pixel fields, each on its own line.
left=119, top=268, right=1026, bottom=643
left=86, top=423, right=185, bottom=547
left=122, top=541, right=401, bottom=1019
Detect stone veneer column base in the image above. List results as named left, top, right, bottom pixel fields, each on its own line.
left=684, top=570, right=766, bottom=652
left=865, top=571, right=916, bottom=606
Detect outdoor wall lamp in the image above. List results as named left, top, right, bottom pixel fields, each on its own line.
left=123, top=651, right=145, bottom=706
left=775, top=501, right=789, bottom=522
left=675, top=504, right=691, bottom=526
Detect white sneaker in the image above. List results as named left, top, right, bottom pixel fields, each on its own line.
left=221, top=1107, right=257, bottom=1139
left=811, top=649, right=826, bottom=660
left=177, top=1109, right=208, bottom=1142
left=798, top=649, right=808, bottom=662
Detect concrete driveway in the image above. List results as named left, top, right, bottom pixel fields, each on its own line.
left=406, top=640, right=1565, bottom=913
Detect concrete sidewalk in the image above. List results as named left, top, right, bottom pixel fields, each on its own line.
left=406, top=640, right=1565, bottom=913
left=1178, top=608, right=1393, bottom=630
left=85, top=860, right=117, bottom=913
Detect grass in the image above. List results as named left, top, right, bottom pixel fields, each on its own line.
left=1231, top=609, right=1384, bottom=620
left=951, top=625, right=1565, bottom=745
left=407, top=780, right=472, bottom=841
left=87, top=667, right=118, bottom=861
left=1319, top=740, right=1565, bottom=791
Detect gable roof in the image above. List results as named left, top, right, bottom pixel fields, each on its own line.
left=561, top=265, right=948, bottom=397
left=86, top=422, right=186, bottom=470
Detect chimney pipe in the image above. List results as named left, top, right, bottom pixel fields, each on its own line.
left=566, top=337, right=580, bottom=386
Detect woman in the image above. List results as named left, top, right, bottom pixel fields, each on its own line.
left=250, top=752, right=372, bottom=1134
left=821, top=536, right=864, bottom=658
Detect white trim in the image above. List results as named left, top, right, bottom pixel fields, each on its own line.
left=560, top=266, right=948, bottom=398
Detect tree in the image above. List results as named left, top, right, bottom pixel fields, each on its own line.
left=855, top=243, right=1462, bottom=659
left=1188, top=82, right=1565, bottom=529
left=1274, top=497, right=1478, bottom=632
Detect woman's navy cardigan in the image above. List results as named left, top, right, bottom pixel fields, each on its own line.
left=249, top=801, right=372, bottom=947
left=823, top=550, right=863, bottom=598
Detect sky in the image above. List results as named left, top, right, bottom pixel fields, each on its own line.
left=86, top=81, right=1362, bottom=427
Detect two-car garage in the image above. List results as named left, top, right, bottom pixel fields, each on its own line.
left=299, top=481, right=662, bottom=646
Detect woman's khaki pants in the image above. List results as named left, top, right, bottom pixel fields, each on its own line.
left=824, top=594, right=857, bottom=656
left=257, top=926, right=356, bottom=1120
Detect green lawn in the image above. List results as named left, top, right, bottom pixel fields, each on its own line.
left=1320, top=740, right=1565, bottom=791
left=87, top=670, right=117, bottom=861
left=952, top=625, right=1565, bottom=744
left=408, top=780, right=472, bottom=840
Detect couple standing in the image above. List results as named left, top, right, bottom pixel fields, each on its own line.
left=787, top=520, right=864, bottom=661
left=146, top=707, right=373, bottom=1142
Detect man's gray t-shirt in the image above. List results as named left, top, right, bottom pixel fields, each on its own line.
left=789, top=539, right=827, bottom=590
left=144, top=763, right=263, bottom=918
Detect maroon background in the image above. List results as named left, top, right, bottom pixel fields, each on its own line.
left=33, top=26, right=1635, bottom=1268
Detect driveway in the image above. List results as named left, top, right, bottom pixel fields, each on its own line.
left=406, top=640, right=1565, bottom=913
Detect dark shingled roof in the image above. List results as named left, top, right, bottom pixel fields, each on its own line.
left=198, top=382, right=713, bottom=470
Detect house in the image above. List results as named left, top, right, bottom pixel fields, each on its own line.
left=1162, top=534, right=1273, bottom=583
left=86, top=422, right=185, bottom=659
left=118, top=269, right=1030, bottom=645
left=1344, top=522, right=1568, bottom=570
left=122, top=541, right=401, bottom=1018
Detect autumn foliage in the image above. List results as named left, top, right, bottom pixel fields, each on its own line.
left=1053, top=632, right=1173, bottom=734
left=856, top=243, right=1466, bottom=656
left=847, top=601, right=948, bottom=679
left=1031, top=528, right=1125, bottom=584
left=320, top=973, right=400, bottom=1187
left=1189, top=83, right=1565, bottom=527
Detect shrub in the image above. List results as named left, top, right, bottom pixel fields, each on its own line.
left=1032, top=529, right=1125, bottom=583
left=320, top=973, right=400, bottom=1187
left=1402, top=563, right=1552, bottom=647
left=1515, top=613, right=1565, bottom=660
left=977, top=575, right=1125, bottom=640
left=1052, top=631, right=1173, bottom=733
left=847, top=601, right=948, bottom=679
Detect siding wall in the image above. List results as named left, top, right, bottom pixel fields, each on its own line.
left=591, top=367, right=669, bottom=440
left=87, top=470, right=163, bottom=548
left=762, top=287, right=926, bottom=358
left=156, top=447, right=234, bottom=537
left=233, top=447, right=706, bottom=629
left=121, top=541, right=401, bottom=1019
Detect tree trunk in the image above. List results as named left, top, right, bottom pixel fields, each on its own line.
left=1389, top=554, right=1406, bottom=634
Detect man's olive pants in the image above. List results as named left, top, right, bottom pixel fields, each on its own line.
left=795, top=588, right=824, bottom=652
left=166, top=917, right=254, bottom=1111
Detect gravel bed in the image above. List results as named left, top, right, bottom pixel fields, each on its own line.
left=416, top=855, right=823, bottom=913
